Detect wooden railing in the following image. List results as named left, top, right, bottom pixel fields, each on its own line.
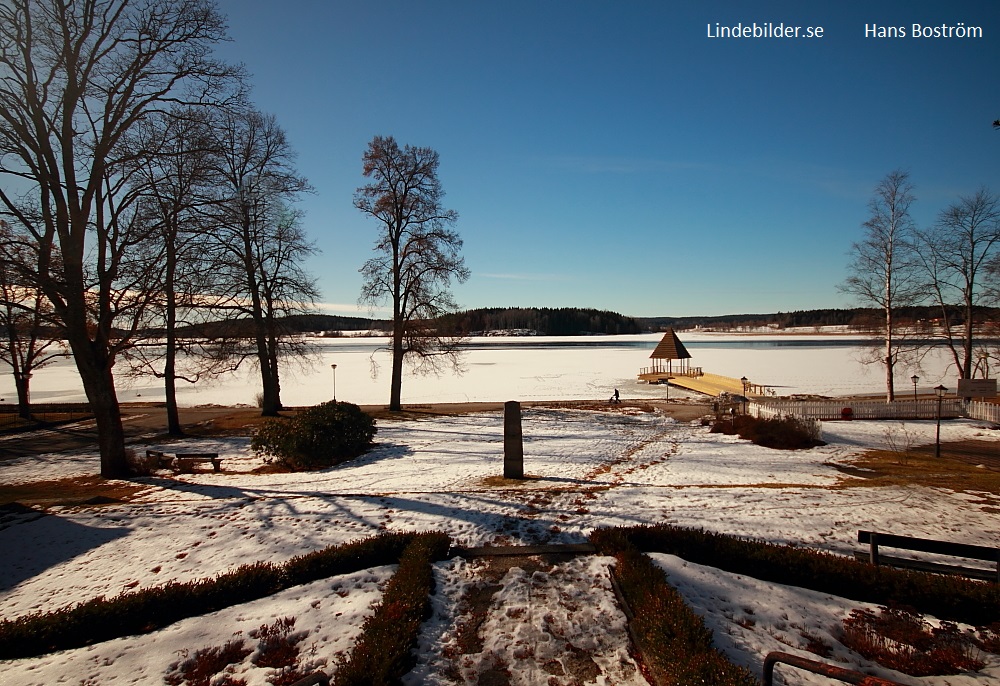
left=637, top=366, right=703, bottom=377
left=749, top=398, right=966, bottom=421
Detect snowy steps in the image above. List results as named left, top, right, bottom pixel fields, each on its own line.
left=449, top=543, right=597, bottom=558
left=417, top=550, right=647, bottom=684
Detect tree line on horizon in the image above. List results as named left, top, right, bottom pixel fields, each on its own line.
left=438, top=307, right=643, bottom=336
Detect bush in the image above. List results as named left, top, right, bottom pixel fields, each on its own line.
left=711, top=414, right=824, bottom=450
left=841, top=605, right=985, bottom=676
left=125, top=448, right=160, bottom=476
left=591, top=524, right=1000, bottom=627
left=251, top=401, right=377, bottom=470
left=332, top=532, right=451, bottom=685
left=610, top=541, right=758, bottom=686
left=0, top=532, right=432, bottom=660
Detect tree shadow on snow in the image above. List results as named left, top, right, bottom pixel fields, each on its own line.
left=0, top=513, right=129, bottom=592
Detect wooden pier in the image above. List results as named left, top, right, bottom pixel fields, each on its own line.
left=664, top=372, right=766, bottom=397
left=639, top=329, right=770, bottom=397
left=638, top=369, right=770, bottom=398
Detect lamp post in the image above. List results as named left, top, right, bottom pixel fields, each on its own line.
left=331, top=364, right=337, bottom=402
left=911, top=374, right=919, bottom=418
left=740, top=376, right=748, bottom=414
left=934, top=384, right=946, bottom=458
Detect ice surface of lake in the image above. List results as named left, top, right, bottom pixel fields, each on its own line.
left=0, top=332, right=964, bottom=407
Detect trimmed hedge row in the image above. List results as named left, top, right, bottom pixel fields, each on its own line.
left=612, top=541, right=759, bottom=685
left=332, top=532, right=451, bottom=685
left=0, top=532, right=418, bottom=660
left=591, top=524, right=1000, bottom=627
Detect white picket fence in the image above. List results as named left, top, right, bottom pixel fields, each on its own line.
left=748, top=398, right=969, bottom=422
left=967, top=400, right=1000, bottom=424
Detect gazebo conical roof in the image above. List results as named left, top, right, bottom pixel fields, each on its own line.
left=650, top=328, right=691, bottom=360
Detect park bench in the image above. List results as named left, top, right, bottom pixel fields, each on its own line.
left=856, top=530, right=999, bottom=583
left=144, top=449, right=222, bottom=472
left=145, top=449, right=172, bottom=469
left=174, top=452, right=223, bottom=472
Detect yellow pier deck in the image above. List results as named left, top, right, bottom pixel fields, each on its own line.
left=639, top=371, right=768, bottom=397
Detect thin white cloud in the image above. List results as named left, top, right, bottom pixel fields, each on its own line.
left=317, top=302, right=390, bottom=316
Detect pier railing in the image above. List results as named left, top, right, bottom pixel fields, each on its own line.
left=749, top=398, right=969, bottom=421
left=637, top=367, right=703, bottom=378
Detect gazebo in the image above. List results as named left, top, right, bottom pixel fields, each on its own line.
left=638, top=328, right=699, bottom=382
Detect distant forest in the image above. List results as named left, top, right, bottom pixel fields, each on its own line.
left=158, top=305, right=1000, bottom=338
left=438, top=307, right=643, bottom=335
left=637, top=305, right=1000, bottom=332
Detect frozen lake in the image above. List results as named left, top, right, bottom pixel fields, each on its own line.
left=1, top=332, right=963, bottom=407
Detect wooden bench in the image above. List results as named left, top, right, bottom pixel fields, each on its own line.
left=174, top=452, right=222, bottom=472
left=146, top=450, right=222, bottom=472
left=857, top=530, right=999, bottom=583
left=145, top=449, right=173, bottom=469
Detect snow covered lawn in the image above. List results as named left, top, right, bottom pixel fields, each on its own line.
left=2, top=407, right=999, bottom=684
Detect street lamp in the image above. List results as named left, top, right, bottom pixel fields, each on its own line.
left=740, top=376, right=748, bottom=414
left=934, top=384, right=947, bottom=458
left=331, top=364, right=338, bottom=402
left=911, top=374, right=919, bottom=418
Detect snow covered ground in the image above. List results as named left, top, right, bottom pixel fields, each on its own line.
left=2, top=406, right=999, bottom=684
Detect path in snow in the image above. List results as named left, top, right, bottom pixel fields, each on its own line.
left=408, top=553, right=646, bottom=686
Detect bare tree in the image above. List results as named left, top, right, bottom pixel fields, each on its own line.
left=0, top=219, right=63, bottom=418
left=120, top=108, right=229, bottom=434
left=916, top=188, right=1000, bottom=379
left=840, top=171, right=922, bottom=401
left=205, top=107, right=316, bottom=416
left=355, top=136, right=470, bottom=411
left=0, top=0, right=239, bottom=477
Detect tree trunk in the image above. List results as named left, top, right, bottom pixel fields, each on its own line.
left=962, top=293, right=974, bottom=378
left=265, top=313, right=283, bottom=411
left=164, top=342, right=181, bottom=435
left=884, top=299, right=895, bottom=402
left=389, top=319, right=404, bottom=412
left=257, top=338, right=280, bottom=415
left=74, top=349, right=128, bottom=478
left=14, top=372, right=30, bottom=420
left=164, top=232, right=182, bottom=436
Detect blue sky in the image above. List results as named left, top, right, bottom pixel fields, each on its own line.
left=211, top=1, right=999, bottom=318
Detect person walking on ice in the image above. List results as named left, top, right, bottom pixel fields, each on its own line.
left=611, top=388, right=620, bottom=404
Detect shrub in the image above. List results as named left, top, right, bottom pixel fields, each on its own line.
left=251, top=401, right=377, bottom=471
left=125, top=448, right=159, bottom=476
left=711, top=414, right=824, bottom=450
left=332, top=532, right=451, bottom=685
left=841, top=605, right=985, bottom=676
left=165, top=638, right=252, bottom=686
left=591, top=524, right=1000, bottom=627
left=610, top=541, right=758, bottom=686
left=0, top=532, right=434, bottom=660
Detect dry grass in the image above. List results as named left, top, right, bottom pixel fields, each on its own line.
left=833, top=446, right=1000, bottom=496
left=0, top=475, right=148, bottom=508
left=183, top=409, right=279, bottom=435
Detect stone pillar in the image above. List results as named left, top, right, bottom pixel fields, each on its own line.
left=503, top=400, right=524, bottom=479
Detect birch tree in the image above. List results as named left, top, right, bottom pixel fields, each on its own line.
left=841, top=171, right=922, bottom=401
